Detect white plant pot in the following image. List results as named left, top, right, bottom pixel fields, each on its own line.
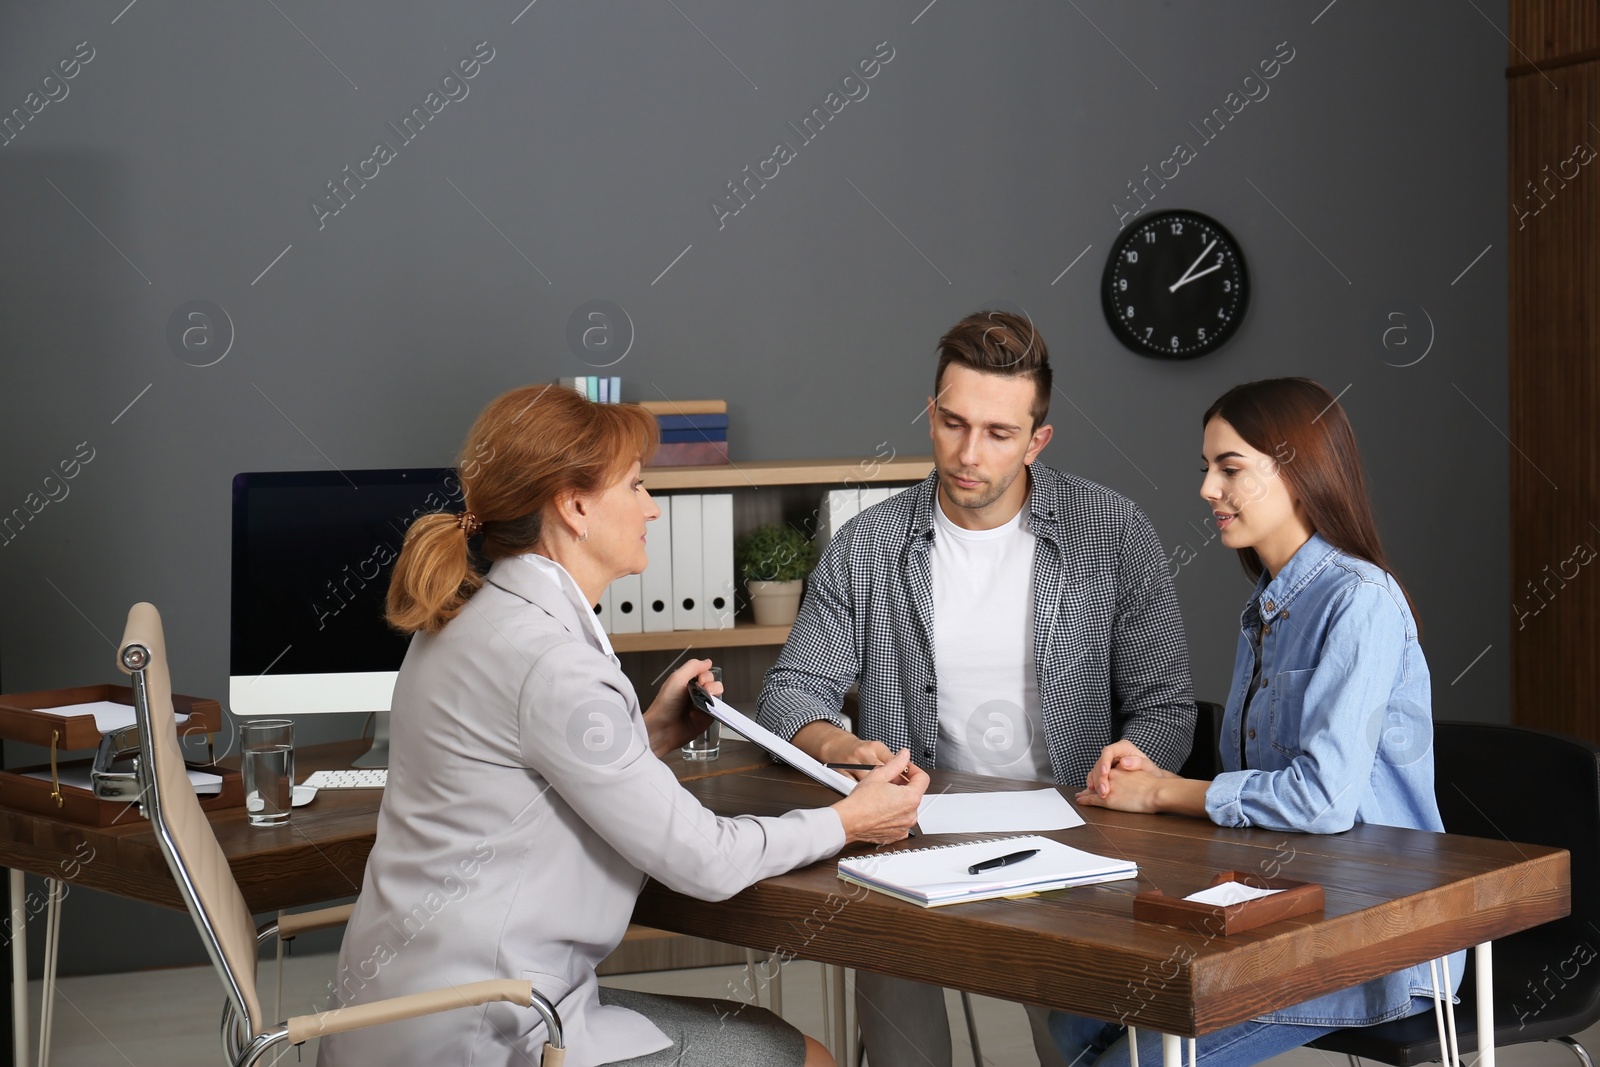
left=747, top=579, right=804, bottom=626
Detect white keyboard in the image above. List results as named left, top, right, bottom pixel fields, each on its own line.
left=302, top=769, right=388, bottom=790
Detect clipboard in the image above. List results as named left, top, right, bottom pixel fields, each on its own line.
left=688, top=683, right=856, bottom=796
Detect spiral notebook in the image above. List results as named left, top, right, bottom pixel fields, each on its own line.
left=837, top=835, right=1137, bottom=908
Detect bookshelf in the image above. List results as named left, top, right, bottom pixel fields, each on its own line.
left=617, top=452, right=932, bottom=653
left=613, top=453, right=933, bottom=694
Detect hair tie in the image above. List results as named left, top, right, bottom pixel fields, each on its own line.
left=456, top=511, right=482, bottom=536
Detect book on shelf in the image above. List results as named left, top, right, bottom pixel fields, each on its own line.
left=656, top=414, right=729, bottom=431
left=659, top=428, right=727, bottom=443
left=556, top=376, right=623, bottom=402
left=637, top=399, right=727, bottom=416
left=647, top=440, right=729, bottom=467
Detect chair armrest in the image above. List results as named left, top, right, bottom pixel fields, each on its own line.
left=285, top=977, right=564, bottom=1063
left=276, top=903, right=355, bottom=939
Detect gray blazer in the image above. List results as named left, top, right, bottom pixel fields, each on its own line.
left=317, top=555, right=844, bottom=1067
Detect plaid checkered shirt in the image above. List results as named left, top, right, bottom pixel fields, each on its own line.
left=756, top=463, right=1196, bottom=787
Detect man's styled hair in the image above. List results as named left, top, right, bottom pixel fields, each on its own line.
left=933, top=310, right=1052, bottom=430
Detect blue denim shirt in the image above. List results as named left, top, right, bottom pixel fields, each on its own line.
left=1205, top=533, right=1464, bottom=1026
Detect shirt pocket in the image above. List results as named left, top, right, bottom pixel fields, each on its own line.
left=1268, top=668, right=1316, bottom=759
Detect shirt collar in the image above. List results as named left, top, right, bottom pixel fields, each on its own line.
left=516, top=552, right=616, bottom=658
left=1245, top=531, right=1339, bottom=624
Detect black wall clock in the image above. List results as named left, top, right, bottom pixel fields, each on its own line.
left=1101, top=210, right=1249, bottom=360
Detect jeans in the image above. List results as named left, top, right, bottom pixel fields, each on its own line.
left=1046, top=1011, right=1338, bottom=1067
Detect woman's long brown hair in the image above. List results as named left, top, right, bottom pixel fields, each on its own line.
left=1204, top=377, right=1417, bottom=623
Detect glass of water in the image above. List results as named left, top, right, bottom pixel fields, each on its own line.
left=680, top=667, right=721, bottom=761
left=241, top=719, right=294, bottom=827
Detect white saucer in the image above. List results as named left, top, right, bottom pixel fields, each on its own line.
left=292, top=784, right=318, bottom=807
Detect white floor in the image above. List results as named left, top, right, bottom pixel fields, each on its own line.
left=20, top=953, right=1600, bottom=1067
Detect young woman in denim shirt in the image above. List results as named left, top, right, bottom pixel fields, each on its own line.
left=1051, top=377, right=1463, bottom=1067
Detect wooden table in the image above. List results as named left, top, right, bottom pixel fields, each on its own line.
left=0, top=746, right=1570, bottom=1067
left=632, top=762, right=1570, bottom=1067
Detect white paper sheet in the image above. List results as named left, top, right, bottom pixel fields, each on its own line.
left=1184, top=882, right=1283, bottom=906
left=24, top=766, right=222, bottom=795
left=696, top=692, right=857, bottom=795
left=40, top=699, right=188, bottom=734
left=915, top=788, right=1086, bottom=835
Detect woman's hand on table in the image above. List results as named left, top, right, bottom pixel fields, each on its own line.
left=1084, top=739, right=1171, bottom=798
left=643, top=658, right=720, bottom=758
left=832, top=749, right=928, bottom=844
left=1075, top=768, right=1211, bottom=818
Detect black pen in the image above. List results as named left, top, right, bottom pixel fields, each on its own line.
left=825, top=763, right=878, bottom=771
left=967, top=848, right=1039, bottom=876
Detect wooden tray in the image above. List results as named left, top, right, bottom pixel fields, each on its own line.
left=0, top=758, right=244, bottom=827
left=0, top=684, right=222, bottom=750
left=1132, top=871, right=1324, bottom=936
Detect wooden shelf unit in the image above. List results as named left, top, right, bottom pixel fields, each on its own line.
left=611, top=623, right=791, bottom=654
left=614, top=453, right=932, bottom=702
left=641, top=455, right=933, bottom=491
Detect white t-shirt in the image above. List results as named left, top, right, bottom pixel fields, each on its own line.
left=929, top=492, right=1052, bottom=780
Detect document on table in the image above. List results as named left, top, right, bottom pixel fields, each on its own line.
left=41, top=699, right=188, bottom=733
left=1184, top=882, right=1283, bottom=906
left=916, top=787, right=1085, bottom=835
left=25, top=766, right=222, bottom=795
left=689, top=687, right=857, bottom=796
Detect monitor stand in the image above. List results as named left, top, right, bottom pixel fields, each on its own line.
left=353, top=711, right=391, bottom=768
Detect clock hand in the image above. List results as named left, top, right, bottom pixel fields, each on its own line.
left=1168, top=239, right=1218, bottom=293
left=1171, top=260, right=1225, bottom=291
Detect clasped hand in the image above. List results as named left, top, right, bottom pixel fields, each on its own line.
left=1074, top=739, right=1173, bottom=814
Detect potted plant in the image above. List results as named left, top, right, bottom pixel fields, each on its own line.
left=735, top=523, right=817, bottom=626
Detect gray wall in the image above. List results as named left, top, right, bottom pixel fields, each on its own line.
left=1, top=2, right=1507, bottom=977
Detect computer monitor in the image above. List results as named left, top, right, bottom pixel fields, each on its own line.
left=229, top=468, right=467, bottom=767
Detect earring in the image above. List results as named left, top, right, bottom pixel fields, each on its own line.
left=577, top=529, right=589, bottom=543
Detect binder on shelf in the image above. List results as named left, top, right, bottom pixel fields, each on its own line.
left=598, top=377, right=610, bottom=403
left=610, top=572, right=643, bottom=634
left=609, top=376, right=621, bottom=402
left=816, top=489, right=861, bottom=551
left=642, top=495, right=675, bottom=632
left=702, top=493, right=735, bottom=630
left=596, top=585, right=613, bottom=632
left=859, top=487, right=892, bottom=511
left=671, top=494, right=705, bottom=630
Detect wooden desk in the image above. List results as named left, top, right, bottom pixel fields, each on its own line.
left=0, top=746, right=1570, bottom=1067
left=633, top=763, right=1570, bottom=1052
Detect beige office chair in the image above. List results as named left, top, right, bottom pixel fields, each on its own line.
left=117, top=602, right=567, bottom=1066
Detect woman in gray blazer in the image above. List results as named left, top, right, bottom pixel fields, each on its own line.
left=317, top=385, right=926, bottom=1067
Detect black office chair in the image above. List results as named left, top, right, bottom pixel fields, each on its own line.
left=1308, top=720, right=1600, bottom=1067
left=1178, top=700, right=1225, bottom=781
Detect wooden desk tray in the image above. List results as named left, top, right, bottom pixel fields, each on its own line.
left=1132, top=871, right=1324, bottom=936
left=0, top=684, right=222, bottom=750
left=0, top=759, right=244, bottom=827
